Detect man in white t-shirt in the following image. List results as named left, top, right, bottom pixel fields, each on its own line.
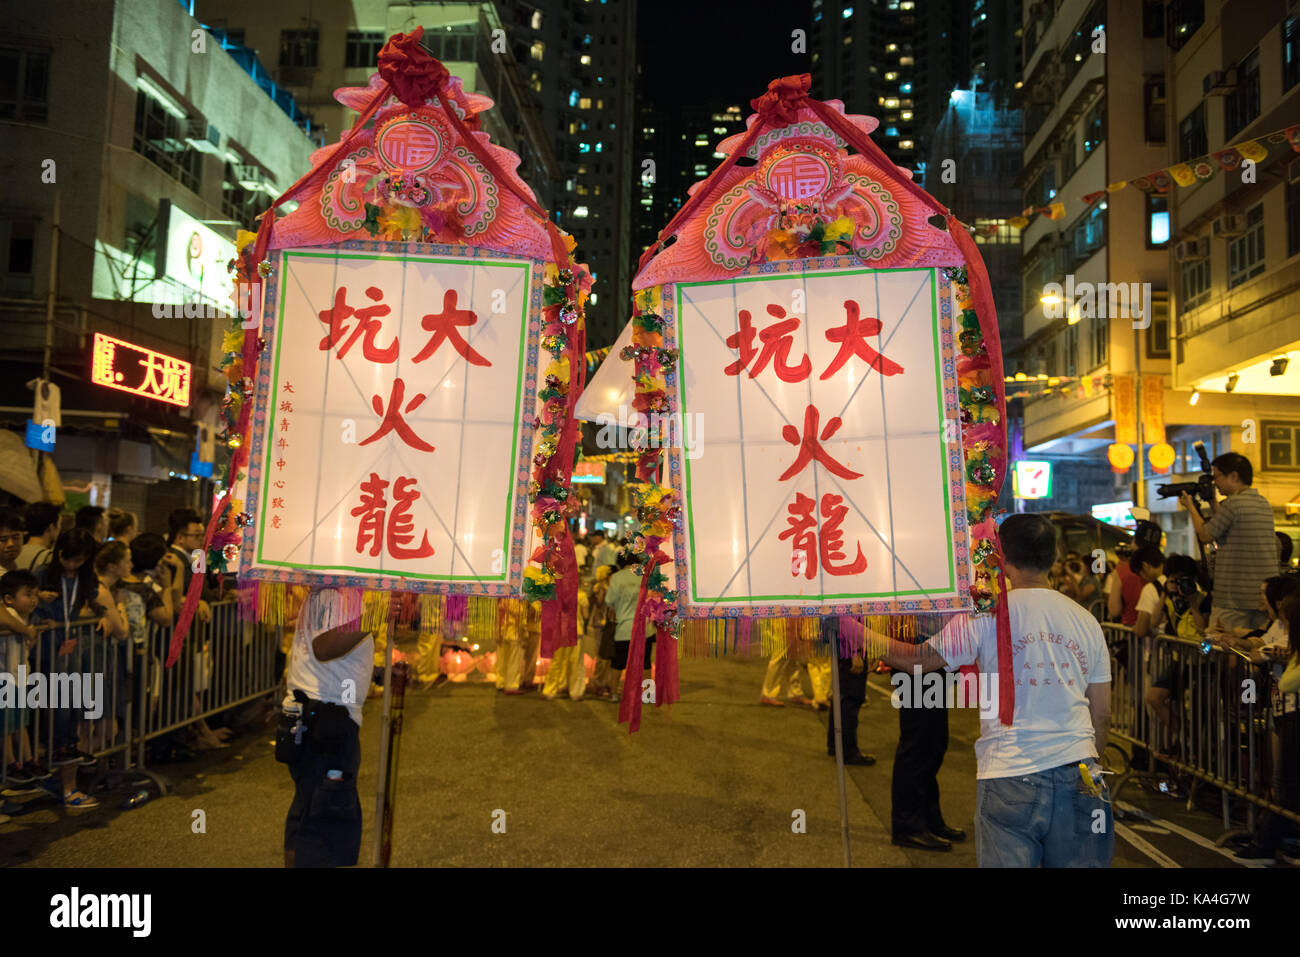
left=280, top=588, right=374, bottom=868
left=883, top=513, right=1113, bottom=867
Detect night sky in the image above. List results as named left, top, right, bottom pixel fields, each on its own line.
left=636, top=0, right=813, bottom=109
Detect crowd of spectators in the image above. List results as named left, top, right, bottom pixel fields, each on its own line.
left=0, top=501, right=231, bottom=815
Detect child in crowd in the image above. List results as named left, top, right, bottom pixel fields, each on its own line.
left=0, top=570, right=49, bottom=785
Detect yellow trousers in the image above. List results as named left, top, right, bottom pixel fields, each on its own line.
left=761, top=648, right=831, bottom=704
left=495, top=628, right=541, bottom=691
left=415, top=629, right=442, bottom=684
left=542, top=642, right=588, bottom=699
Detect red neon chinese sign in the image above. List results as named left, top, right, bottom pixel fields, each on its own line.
left=90, top=333, right=192, bottom=407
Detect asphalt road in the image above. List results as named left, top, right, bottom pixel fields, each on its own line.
left=0, top=653, right=1271, bottom=868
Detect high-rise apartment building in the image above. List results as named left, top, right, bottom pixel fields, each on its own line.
left=197, top=0, right=635, bottom=348
left=810, top=0, right=967, bottom=182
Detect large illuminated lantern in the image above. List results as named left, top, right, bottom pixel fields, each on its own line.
left=589, top=76, right=1011, bottom=732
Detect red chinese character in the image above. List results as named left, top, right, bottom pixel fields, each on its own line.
left=271, top=515, right=282, bottom=529
left=318, top=286, right=399, bottom=363
left=348, top=472, right=435, bottom=560
left=412, top=290, right=490, bottom=367
left=777, top=493, right=818, bottom=580
left=271, top=497, right=285, bottom=510
left=350, top=473, right=389, bottom=557
left=724, top=305, right=811, bottom=383
left=821, top=300, right=905, bottom=380
left=387, top=476, right=434, bottom=559
left=136, top=352, right=189, bottom=401
left=279, top=400, right=294, bottom=413
left=359, top=377, right=435, bottom=453
left=280, top=418, right=290, bottom=432
left=276, top=437, right=289, bottom=450
left=778, top=492, right=867, bottom=580
left=275, top=458, right=287, bottom=471
left=282, top=382, right=294, bottom=393
left=818, top=493, right=867, bottom=576
left=779, top=405, right=863, bottom=482
left=273, top=481, right=285, bottom=489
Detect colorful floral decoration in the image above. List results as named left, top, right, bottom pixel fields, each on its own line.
left=616, top=285, right=680, bottom=640
left=524, top=237, right=593, bottom=602
left=759, top=213, right=856, bottom=262
left=946, top=264, right=1006, bottom=615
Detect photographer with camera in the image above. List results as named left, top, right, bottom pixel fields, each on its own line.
left=1179, top=452, right=1276, bottom=633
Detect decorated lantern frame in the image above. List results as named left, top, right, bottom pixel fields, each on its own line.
left=603, top=76, right=1011, bottom=731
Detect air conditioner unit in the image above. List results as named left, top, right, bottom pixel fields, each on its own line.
left=1288, top=157, right=1300, bottom=186
left=1212, top=214, right=1247, bottom=238
left=235, top=163, right=265, bottom=190
left=1174, top=238, right=1207, bottom=263
left=1203, top=68, right=1238, bottom=96
left=184, top=118, right=223, bottom=155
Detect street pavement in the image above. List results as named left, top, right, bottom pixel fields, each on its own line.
left=0, top=652, right=1273, bottom=867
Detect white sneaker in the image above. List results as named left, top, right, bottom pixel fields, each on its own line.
left=63, top=790, right=99, bottom=810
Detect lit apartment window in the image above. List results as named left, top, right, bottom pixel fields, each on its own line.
left=1286, top=15, right=1300, bottom=92
left=530, top=41, right=545, bottom=61
left=0, top=45, right=51, bottom=122
left=1146, top=194, right=1169, bottom=247
left=885, top=72, right=898, bottom=81
left=531, top=10, right=543, bottom=29
left=345, top=31, right=385, bottom=69
left=1081, top=100, right=1104, bottom=154
left=1181, top=255, right=1211, bottom=309
left=898, top=139, right=913, bottom=149
left=573, top=206, right=589, bottom=217
left=1227, top=204, right=1265, bottom=288
left=580, top=54, right=591, bottom=65
left=279, top=29, right=319, bottom=67
left=578, top=97, right=592, bottom=109
left=898, top=56, right=914, bottom=65
left=530, top=72, right=542, bottom=92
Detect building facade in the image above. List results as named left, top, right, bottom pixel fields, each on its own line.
left=1166, top=0, right=1300, bottom=525
left=0, top=0, right=315, bottom=523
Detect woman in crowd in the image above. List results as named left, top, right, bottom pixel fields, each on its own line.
left=106, top=509, right=139, bottom=546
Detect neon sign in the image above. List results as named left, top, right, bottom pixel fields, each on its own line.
left=90, top=333, right=191, bottom=407
left=1012, top=460, right=1052, bottom=500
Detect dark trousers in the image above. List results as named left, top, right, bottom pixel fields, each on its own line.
left=827, top=660, right=866, bottom=756
left=1258, top=711, right=1300, bottom=851
left=891, top=702, right=950, bottom=838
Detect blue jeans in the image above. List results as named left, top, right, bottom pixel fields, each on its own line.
left=975, top=763, right=1114, bottom=867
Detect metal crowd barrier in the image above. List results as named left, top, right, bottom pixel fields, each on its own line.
left=1, top=599, right=280, bottom=798
left=1103, top=622, right=1299, bottom=834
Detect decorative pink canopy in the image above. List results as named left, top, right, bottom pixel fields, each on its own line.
left=634, top=98, right=964, bottom=289
left=268, top=72, right=553, bottom=259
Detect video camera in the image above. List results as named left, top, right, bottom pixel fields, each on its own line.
left=1155, top=440, right=1215, bottom=505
